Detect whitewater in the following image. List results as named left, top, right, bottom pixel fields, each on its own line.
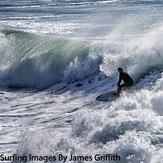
left=1, top=0, right=163, bottom=162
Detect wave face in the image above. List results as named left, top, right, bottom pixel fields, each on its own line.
left=1, top=24, right=163, bottom=88
left=0, top=30, right=103, bottom=88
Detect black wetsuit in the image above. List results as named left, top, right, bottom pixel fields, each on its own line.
left=117, top=71, right=133, bottom=94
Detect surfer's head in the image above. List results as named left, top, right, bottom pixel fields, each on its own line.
left=117, top=67, right=123, bottom=73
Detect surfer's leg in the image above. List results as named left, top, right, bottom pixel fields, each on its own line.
left=117, top=85, right=122, bottom=95
left=117, top=82, right=133, bottom=95
left=117, top=88, right=120, bottom=95
left=117, top=83, right=127, bottom=95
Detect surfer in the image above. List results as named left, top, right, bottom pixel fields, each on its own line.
left=117, top=67, right=133, bottom=95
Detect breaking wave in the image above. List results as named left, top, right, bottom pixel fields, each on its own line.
left=0, top=26, right=163, bottom=89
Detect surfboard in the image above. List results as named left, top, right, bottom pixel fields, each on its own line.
left=96, top=90, right=119, bottom=101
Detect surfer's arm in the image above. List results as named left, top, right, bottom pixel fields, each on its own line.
left=117, top=74, right=122, bottom=86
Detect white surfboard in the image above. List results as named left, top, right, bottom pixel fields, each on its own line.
left=96, top=90, right=119, bottom=101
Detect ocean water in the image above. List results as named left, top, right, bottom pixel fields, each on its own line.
left=1, top=0, right=163, bottom=162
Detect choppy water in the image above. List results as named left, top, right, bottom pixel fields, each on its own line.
left=1, top=0, right=163, bottom=162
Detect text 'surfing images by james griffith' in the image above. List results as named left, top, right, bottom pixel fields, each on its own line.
left=0, top=154, right=121, bottom=162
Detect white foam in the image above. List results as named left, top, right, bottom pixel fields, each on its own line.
left=100, top=23, right=163, bottom=82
